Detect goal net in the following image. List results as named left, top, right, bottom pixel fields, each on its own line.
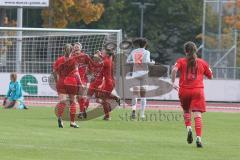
left=0, top=27, right=122, bottom=106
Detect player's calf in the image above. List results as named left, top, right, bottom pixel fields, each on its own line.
left=194, top=112, right=203, bottom=148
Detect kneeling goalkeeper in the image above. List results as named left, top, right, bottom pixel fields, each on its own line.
left=3, top=73, right=28, bottom=109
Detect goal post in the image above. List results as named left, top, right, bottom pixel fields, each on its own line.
left=0, top=27, right=122, bottom=106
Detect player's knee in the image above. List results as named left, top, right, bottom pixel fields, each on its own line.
left=59, top=94, right=67, bottom=101
left=183, top=109, right=190, bottom=113
left=59, top=101, right=66, bottom=106
left=193, top=111, right=202, bottom=118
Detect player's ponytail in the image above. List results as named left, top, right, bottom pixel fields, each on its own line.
left=64, top=43, right=72, bottom=56
left=184, top=41, right=198, bottom=78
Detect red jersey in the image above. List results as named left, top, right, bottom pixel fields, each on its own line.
left=175, top=58, right=212, bottom=89
left=58, top=54, right=90, bottom=77
left=89, top=60, right=104, bottom=80
left=79, top=64, right=87, bottom=80
left=74, top=54, right=91, bottom=67
left=60, top=56, right=78, bottom=77
left=76, top=52, right=89, bottom=83
left=53, top=56, right=67, bottom=78
left=102, top=55, right=114, bottom=85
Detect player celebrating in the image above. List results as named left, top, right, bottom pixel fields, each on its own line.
left=171, top=41, right=213, bottom=148
left=72, top=42, right=89, bottom=119
left=53, top=43, right=74, bottom=128
left=87, top=50, right=104, bottom=100
left=65, top=44, right=96, bottom=122
left=55, top=43, right=91, bottom=128
left=126, top=38, right=151, bottom=119
left=96, top=48, right=120, bottom=120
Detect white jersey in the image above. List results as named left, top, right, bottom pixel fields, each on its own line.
left=126, top=48, right=151, bottom=78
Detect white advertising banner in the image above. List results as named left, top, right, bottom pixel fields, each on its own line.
left=0, top=73, right=240, bottom=102
left=143, top=79, right=240, bottom=102
left=0, top=73, right=57, bottom=97
left=0, top=0, right=49, bottom=7
left=121, top=78, right=240, bottom=102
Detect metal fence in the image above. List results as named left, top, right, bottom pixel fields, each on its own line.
left=202, top=0, right=238, bottom=79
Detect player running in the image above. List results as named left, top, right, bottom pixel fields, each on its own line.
left=126, top=38, right=151, bottom=119
left=171, top=41, right=213, bottom=148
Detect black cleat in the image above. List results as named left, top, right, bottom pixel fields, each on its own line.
left=78, top=109, right=87, bottom=120
left=187, top=130, right=193, bottom=144
left=70, top=123, right=79, bottom=128
left=131, top=110, right=136, bottom=119
left=58, top=118, right=63, bottom=128
left=78, top=112, right=84, bottom=120
left=196, top=140, right=203, bottom=148
left=116, top=98, right=121, bottom=106
left=83, top=110, right=87, bottom=119
left=23, top=105, right=29, bottom=110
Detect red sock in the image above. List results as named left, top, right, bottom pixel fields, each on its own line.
left=57, top=102, right=66, bottom=118
left=78, top=97, right=85, bottom=112
left=85, top=99, right=89, bottom=109
left=184, top=113, right=191, bottom=127
left=102, top=101, right=110, bottom=118
left=194, top=116, right=202, bottom=137
left=70, top=102, right=76, bottom=122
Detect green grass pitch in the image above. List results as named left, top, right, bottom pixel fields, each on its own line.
left=0, top=107, right=239, bottom=160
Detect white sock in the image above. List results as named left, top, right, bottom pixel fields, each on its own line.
left=187, top=126, right=192, bottom=132
left=196, top=136, right=201, bottom=142
left=140, top=98, right=146, bottom=118
left=132, top=98, right=137, bottom=111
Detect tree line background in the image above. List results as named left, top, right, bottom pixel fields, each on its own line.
left=1, top=0, right=239, bottom=66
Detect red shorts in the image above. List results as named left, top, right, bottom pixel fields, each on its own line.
left=88, top=79, right=103, bottom=96
left=56, top=78, right=66, bottom=94
left=179, top=88, right=206, bottom=113
left=64, top=76, right=81, bottom=95
left=97, top=80, right=115, bottom=97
